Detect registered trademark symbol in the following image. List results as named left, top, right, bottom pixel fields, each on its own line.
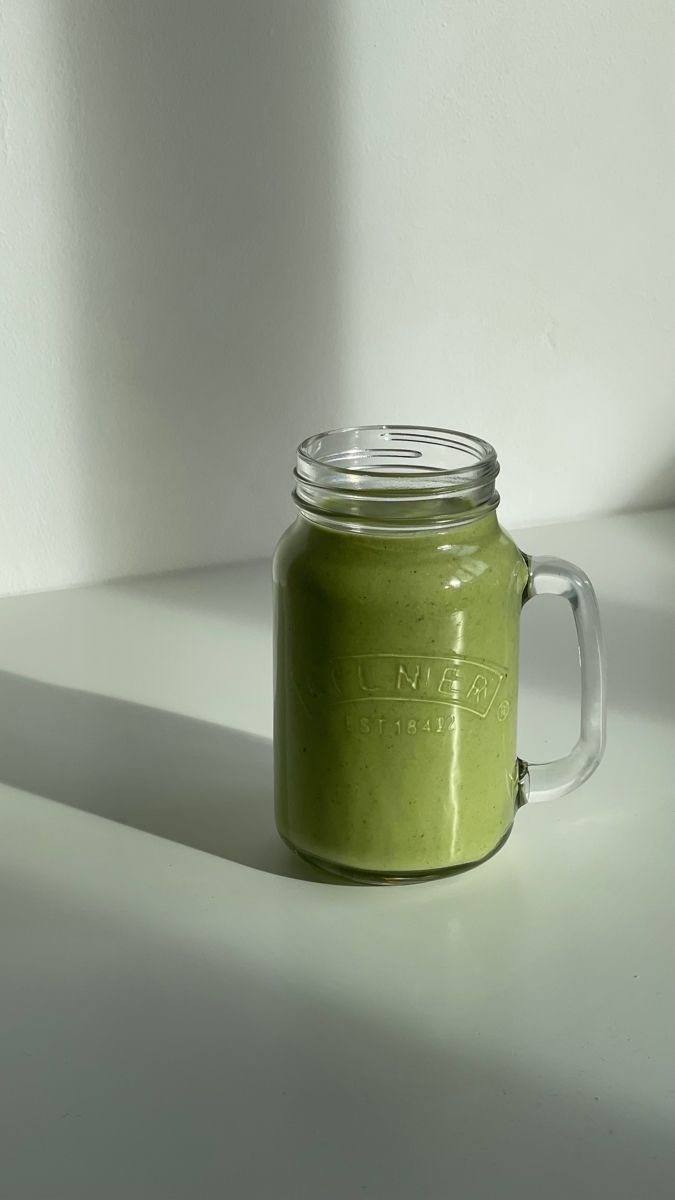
left=497, top=700, right=511, bottom=722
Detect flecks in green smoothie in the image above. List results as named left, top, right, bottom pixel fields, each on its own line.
left=274, top=513, right=529, bottom=876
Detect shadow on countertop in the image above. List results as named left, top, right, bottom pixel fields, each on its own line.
left=1, top=588, right=671, bottom=883
left=2, top=845, right=674, bottom=1200
left=0, top=669, right=337, bottom=883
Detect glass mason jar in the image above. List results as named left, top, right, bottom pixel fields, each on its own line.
left=274, top=426, right=606, bottom=883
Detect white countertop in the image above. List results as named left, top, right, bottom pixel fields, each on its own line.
left=1, top=510, right=673, bottom=1199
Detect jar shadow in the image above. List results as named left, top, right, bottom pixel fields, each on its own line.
left=0, top=669, right=349, bottom=885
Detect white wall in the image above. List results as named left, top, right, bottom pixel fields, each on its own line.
left=2, top=0, right=675, bottom=596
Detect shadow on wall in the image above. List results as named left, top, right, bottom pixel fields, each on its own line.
left=629, top=455, right=675, bottom=513
left=53, top=1, right=345, bottom=579
left=0, top=668, right=340, bottom=884
left=520, top=595, right=675, bottom=725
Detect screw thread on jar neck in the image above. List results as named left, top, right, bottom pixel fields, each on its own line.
left=293, top=425, right=500, bottom=534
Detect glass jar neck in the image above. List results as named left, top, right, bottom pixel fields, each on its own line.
left=293, top=425, right=500, bottom=534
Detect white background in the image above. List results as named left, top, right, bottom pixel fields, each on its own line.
left=2, top=0, right=675, bottom=596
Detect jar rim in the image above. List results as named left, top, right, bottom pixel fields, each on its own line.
left=291, top=427, right=497, bottom=530
left=293, top=425, right=500, bottom=532
left=296, top=424, right=497, bottom=493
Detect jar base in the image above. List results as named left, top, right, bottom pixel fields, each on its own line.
left=284, top=825, right=514, bottom=886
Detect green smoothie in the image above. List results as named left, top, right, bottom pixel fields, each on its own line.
left=274, top=511, right=530, bottom=879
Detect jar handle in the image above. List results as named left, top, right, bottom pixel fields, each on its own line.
left=518, top=556, right=607, bottom=803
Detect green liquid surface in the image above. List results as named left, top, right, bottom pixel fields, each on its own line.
left=274, top=514, right=529, bottom=877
